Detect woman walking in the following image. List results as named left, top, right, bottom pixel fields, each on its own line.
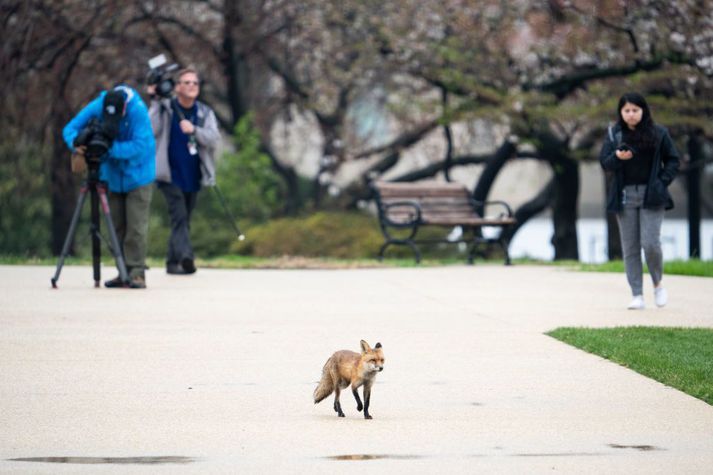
left=599, top=92, right=680, bottom=309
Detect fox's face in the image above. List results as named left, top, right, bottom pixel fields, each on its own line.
left=360, top=340, right=385, bottom=373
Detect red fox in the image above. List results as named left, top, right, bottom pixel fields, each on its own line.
left=314, top=340, right=384, bottom=419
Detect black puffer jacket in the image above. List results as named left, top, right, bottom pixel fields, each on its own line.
left=599, top=123, right=680, bottom=213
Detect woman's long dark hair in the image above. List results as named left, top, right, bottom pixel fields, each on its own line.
left=617, top=92, right=657, bottom=147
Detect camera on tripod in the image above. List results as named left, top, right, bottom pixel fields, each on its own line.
left=73, top=88, right=126, bottom=162
left=146, top=54, right=179, bottom=99
left=74, top=118, right=112, bottom=162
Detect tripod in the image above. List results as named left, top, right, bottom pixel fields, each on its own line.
left=51, top=161, right=129, bottom=288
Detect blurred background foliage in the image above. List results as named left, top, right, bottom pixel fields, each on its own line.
left=0, top=143, right=52, bottom=256
left=2, top=1, right=712, bottom=261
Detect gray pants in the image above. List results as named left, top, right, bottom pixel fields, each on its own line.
left=615, top=184, right=664, bottom=296
left=109, top=184, right=153, bottom=279
left=157, top=182, right=198, bottom=265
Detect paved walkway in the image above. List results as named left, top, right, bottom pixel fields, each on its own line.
left=1, top=264, right=712, bottom=474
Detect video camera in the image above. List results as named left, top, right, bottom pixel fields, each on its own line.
left=146, top=54, right=179, bottom=99
left=73, top=89, right=126, bottom=161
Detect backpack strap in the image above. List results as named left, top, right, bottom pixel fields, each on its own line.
left=608, top=125, right=622, bottom=145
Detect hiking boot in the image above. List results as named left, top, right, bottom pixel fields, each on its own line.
left=128, top=275, right=146, bottom=289
left=104, top=275, right=127, bottom=288
left=181, top=257, right=196, bottom=274
left=627, top=295, right=645, bottom=310
left=166, top=262, right=187, bottom=275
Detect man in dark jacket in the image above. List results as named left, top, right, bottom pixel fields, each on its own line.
left=148, top=68, right=220, bottom=275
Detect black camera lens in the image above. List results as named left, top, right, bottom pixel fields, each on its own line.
left=156, top=78, right=175, bottom=98
left=86, top=135, right=110, bottom=158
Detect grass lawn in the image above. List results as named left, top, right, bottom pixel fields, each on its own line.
left=547, top=326, right=713, bottom=406
left=2, top=255, right=711, bottom=274
left=0, top=255, right=505, bottom=269
left=571, top=259, right=713, bottom=278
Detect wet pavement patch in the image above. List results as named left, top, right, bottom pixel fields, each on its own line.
left=608, top=444, right=663, bottom=451
left=324, top=454, right=425, bottom=461
left=9, top=456, right=195, bottom=465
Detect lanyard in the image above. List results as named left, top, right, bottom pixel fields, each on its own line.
left=171, top=99, right=198, bottom=155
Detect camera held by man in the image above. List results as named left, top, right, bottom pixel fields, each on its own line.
left=146, top=54, right=179, bottom=99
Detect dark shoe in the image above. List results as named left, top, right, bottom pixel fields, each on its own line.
left=181, top=257, right=196, bottom=274
left=128, top=275, right=146, bottom=289
left=104, top=275, right=127, bottom=288
left=166, top=262, right=187, bottom=275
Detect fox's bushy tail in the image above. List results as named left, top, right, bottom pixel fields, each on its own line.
left=313, top=357, right=335, bottom=404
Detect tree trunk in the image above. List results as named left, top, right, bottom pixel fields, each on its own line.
left=535, top=132, right=579, bottom=260
left=472, top=140, right=517, bottom=211
left=603, top=171, right=622, bottom=259
left=50, top=112, right=78, bottom=255
left=441, top=88, right=453, bottom=181
left=260, top=144, right=300, bottom=216
left=223, top=1, right=249, bottom=125
left=502, top=178, right=555, bottom=243
left=550, top=155, right=579, bottom=260
left=49, top=46, right=86, bottom=255
left=687, top=134, right=702, bottom=258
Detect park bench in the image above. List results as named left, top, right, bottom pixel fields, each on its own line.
left=372, top=181, right=516, bottom=264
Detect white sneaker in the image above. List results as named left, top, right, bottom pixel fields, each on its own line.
left=627, top=295, right=645, bottom=310
left=654, top=287, right=668, bottom=307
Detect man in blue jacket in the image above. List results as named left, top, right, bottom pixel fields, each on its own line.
left=63, top=85, right=156, bottom=288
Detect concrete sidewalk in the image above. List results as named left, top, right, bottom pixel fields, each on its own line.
left=0, top=264, right=711, bottom=474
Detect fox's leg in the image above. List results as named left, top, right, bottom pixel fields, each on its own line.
left=352, top=384, right=363, bottom=412
left=333, top=386, right=345, bottom=417
left=363, top=382, right=373, bottom=420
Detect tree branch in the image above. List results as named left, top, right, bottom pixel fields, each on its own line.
left=353, top=120, right=439, bottom=159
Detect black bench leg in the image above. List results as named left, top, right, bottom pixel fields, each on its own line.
left=378, top=241, right=391, bottom=261
left=500, top=238, right=511, bottom=265
left=467, top=239, right=481, bottom=265
left=407, top=241, right=421, bottom=264
left=378, top=240, right=421, bottom=264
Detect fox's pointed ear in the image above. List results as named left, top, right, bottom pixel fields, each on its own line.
left=375, top=342, right=382, bottom=349
left=360, top=340, right=371, bottom=353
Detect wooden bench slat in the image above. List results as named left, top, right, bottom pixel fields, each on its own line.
left=386, top=211, right=514, bottom=224
left=382, top=197, right=472, bottom=203
left=377, top=182, right=470, bottom=199
left=379, top=192, right=469, bottom=199
left=424, top=217, right=516, bottom=226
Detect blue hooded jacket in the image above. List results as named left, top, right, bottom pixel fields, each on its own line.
left=63, top=86, right=156, bottom=193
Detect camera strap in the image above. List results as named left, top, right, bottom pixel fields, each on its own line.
left=607, top=125, right=622, bottom=146
left=170, top=98, right=196, bottom=124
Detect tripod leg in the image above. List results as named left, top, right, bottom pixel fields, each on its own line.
left=51, top=186, right=89, bottom=288
left=90, top=187, right=101, bottom=287
left=98, top=185, right=130, bottom=285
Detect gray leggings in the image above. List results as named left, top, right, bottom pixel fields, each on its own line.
left=615, top=184, right=664, bottom=296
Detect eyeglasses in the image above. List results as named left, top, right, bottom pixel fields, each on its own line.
left=180, top=80, right=199, bottom=86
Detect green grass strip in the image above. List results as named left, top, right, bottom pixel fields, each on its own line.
left=547, top=326, right=713, bottom=406
left=1, top=255, right=711, bottom=275
left=0, top=255, right=507, bottom=269
left=551, top=259, right=713, bottom=277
